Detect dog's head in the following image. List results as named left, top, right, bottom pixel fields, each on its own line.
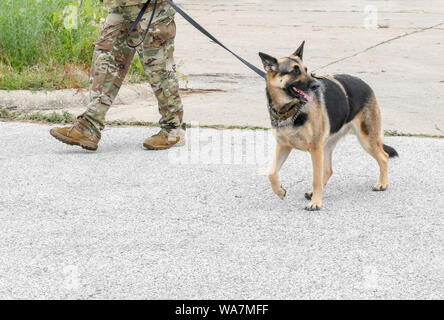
left=259, top=41, right=320, bottom=109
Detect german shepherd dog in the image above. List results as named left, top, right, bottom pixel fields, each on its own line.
left=259, top=41, right=398, bottom=211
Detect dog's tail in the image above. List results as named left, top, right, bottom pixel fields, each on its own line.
left=383, top=144, right=399, bottom=158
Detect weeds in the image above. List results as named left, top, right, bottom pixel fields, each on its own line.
left=0, top=0, right=105, bottom=69
left=0, top=108, right=75, bottom=124
left=0, top=0, right=147, bottom=90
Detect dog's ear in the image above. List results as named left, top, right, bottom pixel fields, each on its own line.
left=292, top=41, right=305, bottom=60
left=259, top=52, right=278, bottom=72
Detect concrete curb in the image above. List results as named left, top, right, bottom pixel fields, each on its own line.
left=0, top=83, right=154, bottom=112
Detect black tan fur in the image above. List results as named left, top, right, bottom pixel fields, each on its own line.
left=259, top=41, right=398, bottom=211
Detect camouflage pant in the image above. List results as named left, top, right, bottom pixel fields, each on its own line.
left=83, top=1, right=183, bottom=136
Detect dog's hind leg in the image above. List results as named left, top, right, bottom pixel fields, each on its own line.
left=358, top=134, right=389, bottom=191
left=352, top=98, right=390, bottom=191
left=269, top=143, right=292, bottom=199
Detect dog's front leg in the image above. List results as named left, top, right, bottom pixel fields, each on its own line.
left=306, top=146, right=324, bottom=211
left=269, top=143, right=292, bottom=199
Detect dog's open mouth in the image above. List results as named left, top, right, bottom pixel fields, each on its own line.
left=288, top=86, right=314, bottom=103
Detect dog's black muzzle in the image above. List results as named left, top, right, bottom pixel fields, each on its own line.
left=308, top=78, right=320, bottom=91
left=286, top=78, right=320, bottom=100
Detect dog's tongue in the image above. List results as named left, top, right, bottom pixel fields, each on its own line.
left=295, top=88, right=313, bottom=103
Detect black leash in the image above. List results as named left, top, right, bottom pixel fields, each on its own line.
left=125, top=0, right=266, bottom=79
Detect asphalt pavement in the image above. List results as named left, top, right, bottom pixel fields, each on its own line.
left=0, top=122, right=443, bottom=299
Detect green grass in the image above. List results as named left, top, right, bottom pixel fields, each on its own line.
left=0, top=108, right=75, bottom=123
left=0, top=0, right=147, bottom=90
left=0, top=62, right=91, bottom=90
left=0, top=0, right=104, bottom=68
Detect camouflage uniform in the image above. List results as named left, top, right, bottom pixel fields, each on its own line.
left=83, top=0, right=183, bottom=138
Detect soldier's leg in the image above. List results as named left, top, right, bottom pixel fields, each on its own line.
left=82, top=7, right=138, bottom=135
left=139, top=3, right=183, bottom=133
left=50, top=7, right=136, bottom=149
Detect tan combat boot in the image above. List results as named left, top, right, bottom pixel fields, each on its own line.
left=143, top=126, right=186, bottom=150
left=49, top=118, right=100, bottom=151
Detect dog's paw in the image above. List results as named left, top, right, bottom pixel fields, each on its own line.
left=305, top=200, right=322, bottom=211
left=304, top=191, right=313, bottom=200
left=276, top=185, right=287, bottom=200
left=372, top=183, right=388, bottom=192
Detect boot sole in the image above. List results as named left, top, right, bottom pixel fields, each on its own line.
left=143, top=140, right=185, bottom=150
left=50, top=128, right=98, bottom=151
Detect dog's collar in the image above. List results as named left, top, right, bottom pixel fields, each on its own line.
left=268, top=100, right=302, bottom=123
